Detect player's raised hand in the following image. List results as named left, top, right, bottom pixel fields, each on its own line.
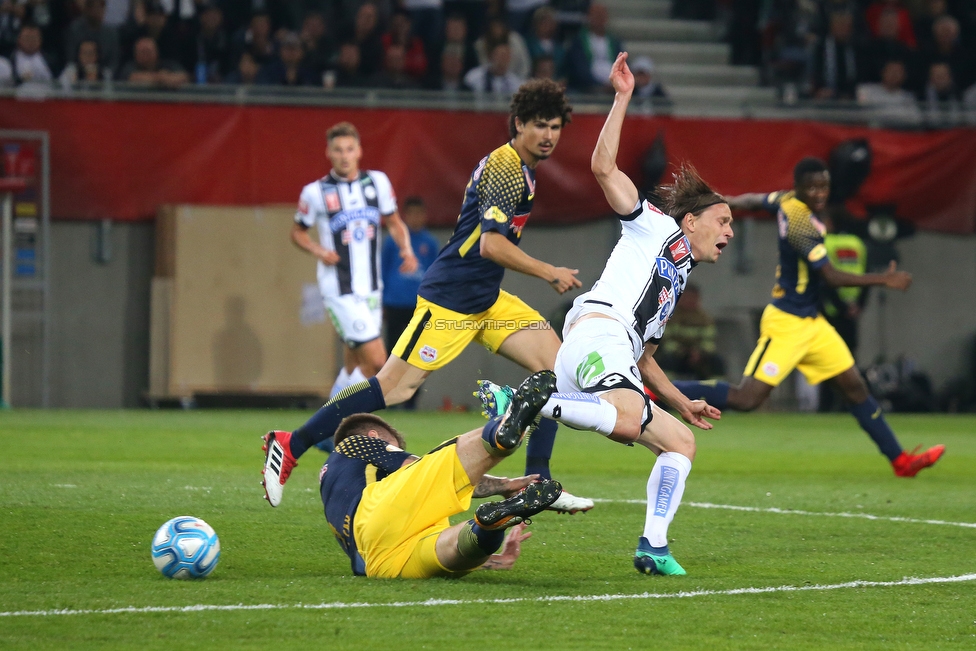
left=482, top=523, right=532, bottom=571
left=882, top=260, right=912, bottom=291
left=497, top=474, right=542, bottom=498
left=399, top=250, right=419, bottom=274
left=680, top=399, right=721, bottom=430
left=609, top=51, right=634, bottom=95
left=550, top=266, right=582, bottom=294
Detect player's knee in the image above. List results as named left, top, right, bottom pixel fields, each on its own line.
left=672, top=425, right=696, bottom=460
left=735, top=391, right=765, bottom=412
left=609, top=412, right=642, bottom=444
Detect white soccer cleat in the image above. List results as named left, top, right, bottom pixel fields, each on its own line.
left=546, top=490, right=594, bottom=514
left=261, top=431, right=298, bottom=508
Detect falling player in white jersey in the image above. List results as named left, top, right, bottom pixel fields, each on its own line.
left=292, top=122, right=418, bottom=403
left=479, top=52, right=732, bottom=575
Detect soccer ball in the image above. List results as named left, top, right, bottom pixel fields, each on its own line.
left=151, top=516, right=221, bottom=579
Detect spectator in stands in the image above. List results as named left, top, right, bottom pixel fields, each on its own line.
left=525, top=6, right=565, bottom=76
left=657, top=283, right=726, bottom=381
left=862, top=7, right=917, bottom=83
left=856, top=59, right=921, bottom=121
left=368, top=42, right=419, bottom=89
left=65, top=0, right=120, bottom=75
left=811, top=9, right=860, bottom=99
left=0, top=0, right=26, bottom=57
left=530, top=54, right=557, bottom=81
left=0, top=53, right=10, bottom=85
left=11, top=23, right=52, bottom=84
left=351, top=1, right=384, bottom=77
left=631, top=55, right=667, bottom=100
left=223, top=50, right=259, bottom=85
left=442, top=11, right=478, bottom=76
left=464, top=41, right=523, bottom=94
left=400, top=0, right=442, bottom=62
left=381, top=196, right=438, bottom=410
left=299, top=10, right=333, bottom=78
left=59, top=38, right=106, bottom=85
left=564, top=2, right=623, bottom=92
left=865, top=0, right=917, bottom=49
left=332, top=40, right=367, bottom=88
left=119, top=35, right=188, bottom=87
left=920, top=15, right=973, bottom=92
left=474, top=18, right=531, bottom=80
left=913, top=0, right=949, bottom=51
left=186, top=1, right=230, bottom=83
left=921, top=60, right=961, bottom=113
left=430, top=41, right=465, bottom=90
left=507, top=0, right=548, bottom=37
left=257, top=30, right=317, bottom=86
left=381, top=9, right=427, bottom=82
left=231, top=10, right=275, bottom=68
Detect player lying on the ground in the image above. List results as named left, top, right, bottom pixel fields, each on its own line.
left=263, top=79, right=592, bottom=514
left=480, top=52, right=732, bottom=576
left=309, top=371, right=562, bottom=578
left=671, top=157, right=944, bottom=478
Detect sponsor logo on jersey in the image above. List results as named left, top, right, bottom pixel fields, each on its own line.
left=298, top=199, right=310, bottom=215
left=511, top=212, right=530, bottom=235
left=808, top=243, right=828, bottom=262
left=762, top=361, right=780, bottom=377
left=419, top=345, right=437, bottom=363
left=330, top=208, right=381, bottom=232
left=325, top=191, right=341, bottom=212
left=655, top=257, right=679, bottom=285
left=484, top=206, right=508, bottom=223
left=669, top=236, right=691, bottom=263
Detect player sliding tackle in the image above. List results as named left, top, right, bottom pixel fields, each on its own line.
left=481, top=52, right=733, bottom=576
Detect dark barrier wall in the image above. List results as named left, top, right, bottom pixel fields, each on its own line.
left=1, top=98, right=975, bottom=233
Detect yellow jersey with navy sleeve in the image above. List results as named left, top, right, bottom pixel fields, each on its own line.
left=763, top=191, right=830, bottom=318
left=318, top=435, right=412, bottom=575
left=417, top=142, right=535, bottom=314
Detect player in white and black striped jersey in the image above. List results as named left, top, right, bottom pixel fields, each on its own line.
left=292, top=122, right=418, bottom=401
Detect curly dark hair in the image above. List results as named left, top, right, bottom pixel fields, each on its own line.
left=508, top=79, right=573, bottom=138
left=793, top=156, right=828, bottom=185
left=659, top=163, right=726, bottom=223
left=333, top=413, right=406, bottom=449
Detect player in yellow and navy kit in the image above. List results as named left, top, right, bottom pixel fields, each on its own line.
left=262, top=80, right=593, bottom=514
left=673, top=157, right=945, bottom=478
left=317, top=371, right=562, bottom=579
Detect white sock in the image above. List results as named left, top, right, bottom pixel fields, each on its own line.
left=329, top=367, right=351, bottom=400
left=348, top=366, right=368, bottom=384
left=642, top=452, right=692, bottom=548
left=540, top=392, right=617, bottom=436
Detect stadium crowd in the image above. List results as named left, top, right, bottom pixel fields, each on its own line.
left=0, top=0, right=670, bottom=97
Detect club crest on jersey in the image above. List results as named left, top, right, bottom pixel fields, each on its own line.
left=325, top=191, right=341, bottom=212
left=363, top=185, right=377, bottom=200
left=419, top=345, right=437, bottom=363
left=511, top=213, right=530, bottom=235
left=669, top=236, right=691, bottom=263
left=762, top=361, right=780, bottom=377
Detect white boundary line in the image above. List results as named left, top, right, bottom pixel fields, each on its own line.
left=590, top=499, right=976, bottom=529
left=3, top=573, right=975, bottom=618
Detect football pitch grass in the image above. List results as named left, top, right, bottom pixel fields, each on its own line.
left=1, top=409, right=974, bottom=650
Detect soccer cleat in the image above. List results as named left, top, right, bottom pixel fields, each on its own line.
left=892, top=444, right=945, bottom=478
left=634, top=552, right=687, bottom=576
left=546, top=490, right=595, bottom=514
left=475, top=379, right=514, bottom=419
left=261, top=430, right=298, bottom=507
left=494, top=371, right=557, bottom=451
left=475, top=479, right=563, bottom=530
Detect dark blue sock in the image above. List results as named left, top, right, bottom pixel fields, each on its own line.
left=672, top=380, right=730, bottom=410
left=290, top=378, right=386, bottom=458
left=470, top=521, right=505, bottom=554
left=850, top=396, right=902, bottom=461
left=637, top=536, right=669, bottom=557
left=480, top=416, right=503, bottom=450
left=525, top=417, right=557, bottom=479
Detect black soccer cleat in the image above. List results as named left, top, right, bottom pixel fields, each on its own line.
left=475, top=479, right=563, bottom=530
left=494, top=370, right=557, bottom=451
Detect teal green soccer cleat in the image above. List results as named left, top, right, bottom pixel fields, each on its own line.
left=474, top=379, right=515, bottom=419
left=634, top=551, right=687, bottom=576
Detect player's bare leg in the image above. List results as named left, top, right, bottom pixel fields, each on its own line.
left=830, top=365, right=945, bottom=476
left=351, top=337, right=388, bottom=378
left=496, top=326, right=594, bottom=514
left=726, top=376, right=775, bottom=411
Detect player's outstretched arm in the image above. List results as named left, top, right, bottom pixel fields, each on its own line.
left=637, top=343, right=721, bottom=430
left=290, top=222, right=340, bottom=265
left=473, top=473, right=541, bottom=498
left=383, top=211, right=419, bottom=273
left=726, top=193, right=771, bottom=212
left=480, top=231, right=581, bottom=294
left=591, top=52, right=640, bottom=216
left=820, top=259, right=911, bottom=291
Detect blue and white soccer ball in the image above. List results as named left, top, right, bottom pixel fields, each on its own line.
left=151, top=516, right=221, bottom=579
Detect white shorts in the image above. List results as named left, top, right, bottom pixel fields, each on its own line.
left=555, top=316, right=651, bottom=425
left=324, top=291, right=382, bottom=346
